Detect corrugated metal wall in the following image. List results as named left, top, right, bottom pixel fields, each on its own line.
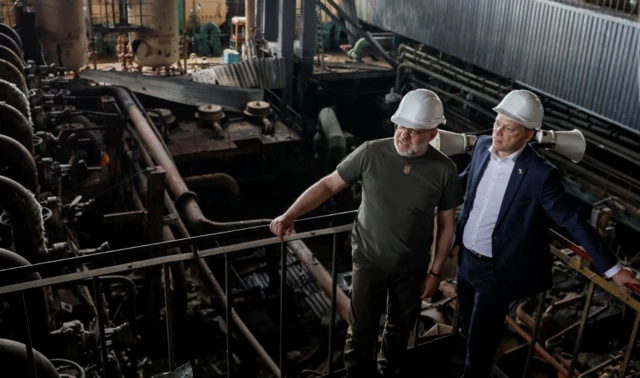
left=355, top=0, right=640, bottom=130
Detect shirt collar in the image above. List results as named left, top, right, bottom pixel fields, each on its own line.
left=488, top=143, right=526, bottom=162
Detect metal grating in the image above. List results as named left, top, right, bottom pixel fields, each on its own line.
left=355, top=0, right=640, bottom=130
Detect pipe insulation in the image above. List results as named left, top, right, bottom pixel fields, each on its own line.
left=0, top=135, right=39, bottom=194
left=0, top=102, right=33, bottom=154
left=0, top=249, right=50, bottom=349
left=0, top=339, right=58, bottom=378
left=0, top=176, right=47, bottom=261
left=0, top=78, right=30, bottom=122
left=0, top=58, right=26, bottom=94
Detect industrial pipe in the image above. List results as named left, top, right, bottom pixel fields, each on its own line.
left=0, top=58, right=27, bottom=94
left=0, top=339, right=58, bottom=378
left=0, top=135, right=39, bottom=194
left=0, top=23, right=24, bottom=53
left=0, top=32, right=22, bottom=58
left=73, top=86, right=353, bottom=376
left=0, top=78, right=31, bottom=122
left=505, top=316, right=571, bottom=376
left=0, top=44, right=23, bottom=71
left=398, top=44, right=511, bottom=93
left=123, top=156, right=188, bottom=319
left=68, top=115, right=106, bottom=164
left=395, top=62, right=499, bottom=106
left=288, top=239, right=350, bottom=321
left=0, top=249, right=50, bottom=350
left=317, top=107, right=347, bottom=173
left=0, top=102, right=34, bottom=154
left=162, top=226, right=189, bottom=318
left=183, top=173, right=241, bottom=197
left=0, top=176, right=47, bottom=261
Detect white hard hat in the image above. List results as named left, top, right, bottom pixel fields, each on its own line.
left=493, top=90, right=544, bottom=129
left=390, top=89, right=446, bottom=130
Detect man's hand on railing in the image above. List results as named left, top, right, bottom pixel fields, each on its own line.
left=612, top=268, right=640, bottom=295
left=270, top=215, right=295, bottom=241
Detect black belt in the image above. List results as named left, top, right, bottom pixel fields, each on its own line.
left=465, top=247, right=492, bottom=261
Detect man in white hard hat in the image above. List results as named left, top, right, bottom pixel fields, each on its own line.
left=454, top=89, right=640, bottom=377
left=270, top=89, right=463, bottom=377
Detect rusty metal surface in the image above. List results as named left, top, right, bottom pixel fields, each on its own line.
left=355, top=0, right=640, bottom=130
left=167, top=119, right=301, bottom=162
left=78, top=69, right=264, bottom=112
left=191, top=57, right=286, bottom=89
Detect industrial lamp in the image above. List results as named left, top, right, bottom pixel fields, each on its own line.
left=431, top=128, right=587, bottom=163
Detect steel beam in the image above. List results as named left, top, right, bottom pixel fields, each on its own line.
left=278, top=0, right=295, bottom=118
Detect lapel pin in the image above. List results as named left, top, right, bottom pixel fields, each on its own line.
left=518, top=169, right=523, bottom=175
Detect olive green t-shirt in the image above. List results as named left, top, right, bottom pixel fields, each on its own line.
left=336, top=137, right=463, bottom=272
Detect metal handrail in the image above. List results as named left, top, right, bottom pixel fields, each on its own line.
left=0, top=210, right=359, bottom=282
left=2, top=216, right=639, bottom=377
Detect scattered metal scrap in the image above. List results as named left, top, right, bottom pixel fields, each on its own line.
left=240, top=248, right=332, bottom=321
left=78, top=69, right=263, bottom=112
left=191, top=57, right=286, bottom=89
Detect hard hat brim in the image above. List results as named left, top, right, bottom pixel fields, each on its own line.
left=492, top=106, right=541, bottom=130
left=390, top=114, right=444, bottom=130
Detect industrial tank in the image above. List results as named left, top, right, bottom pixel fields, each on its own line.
left=128, top=0, right=179, bottom=68
left=31, top=0, right=87, bottom=71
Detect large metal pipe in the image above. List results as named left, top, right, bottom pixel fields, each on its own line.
left=183, top=173, right=240, bottom=197
left=505, top=316, right=571, bottom=376
left=0, top=78, right=31, bottom=122
left=0, top=339, right=58, bottom=378
left=288, top=239, right=350, bottom=321
left=0, top=249, right=50, bottom=349
left=0, top=58, right=27, bottom=94
left=73, top=86, right=353, bottom=376
left=0, top=176, right=47, bottom=261
left=395, top=62, right=499, bottom=106
left=398, top=44, right=510, bottom=94
left=0, top=135, right=38, bottom=194
left=317, top=107, right=346, bottom=174
left=0, top=102, right=33, bottom=154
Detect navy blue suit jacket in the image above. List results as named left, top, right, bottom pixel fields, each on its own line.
left=455, top=135, right=618, bottom=301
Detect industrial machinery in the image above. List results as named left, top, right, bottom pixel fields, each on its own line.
left=1, top=0, right=640, bottom=377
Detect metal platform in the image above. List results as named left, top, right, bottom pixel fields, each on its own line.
left=166, top=119, right=301, bottom=162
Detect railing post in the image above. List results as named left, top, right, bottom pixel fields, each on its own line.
left=226, top=253, right=233, bottom=377
left=20, top=292, right=37, bottom=378
left=567, top=281, right=596, bottom=378
left=522, top=291, right=546, bottom=378
left=328, top=234, right=338, bottom=375
left=93, top=277, right=109, bottom=378
left=620, top=311, right=640, bottom=376
left=280, top=242, right=286, bottom=378
left=163, top=263, right=175, bottom=371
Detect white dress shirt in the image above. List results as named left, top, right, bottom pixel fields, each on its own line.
left=462, top=145, right=621, bottom=278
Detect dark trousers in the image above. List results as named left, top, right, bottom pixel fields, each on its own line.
left=457, top=246, right=509, bottom=378
left=343, top=264, right=426, bottom=378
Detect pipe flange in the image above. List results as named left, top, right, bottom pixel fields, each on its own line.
left=174, top=191, right=199, bottom=213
